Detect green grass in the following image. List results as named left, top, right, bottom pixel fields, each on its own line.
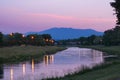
left=45, top=46, right=120, bottom=80
left=46, top=62, right=120, bottom=80
left=81, top=45, right=120, bottom=56
left=0, top=46, right=65, bottom=63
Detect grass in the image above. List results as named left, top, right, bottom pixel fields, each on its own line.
left=81, top=45, right=120, bottom=56
left=0, top=46, right=65, bottom=63
left=45, top=62, right=120, bottom=80
left=44, top=45, right=120, bottom=80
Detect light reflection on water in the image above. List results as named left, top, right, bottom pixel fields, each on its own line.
left=0, top=47, right=104, bottom=80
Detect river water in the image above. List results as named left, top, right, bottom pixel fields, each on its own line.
left=0, top=47, right=104, bottom=80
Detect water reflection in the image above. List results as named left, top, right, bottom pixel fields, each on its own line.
left=32, top=59, right=35, bottom=73
left=0, top=65, right=3, bottom=79
left=43, top=55, right=54, bottom=65
left=22, top=64, right=26, bottom=75
left=10, top=68, right=13, bottom=80
left=1, top=47, right=104, bottom=80
left=91, top=49, right=103, bottom=63
left=44, top=55, right=49, bottom=65
left=50, top=55, right=54, bottom=64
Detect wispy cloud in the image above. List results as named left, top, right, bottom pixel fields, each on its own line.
left=28, top=13, right=75, bottom=20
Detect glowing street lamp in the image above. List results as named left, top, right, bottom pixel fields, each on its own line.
left=49, top=39, right=54, bottom=43
left=10, top=33, right=13, bottom=36
left=51, top=40, right=54, bottom=43
left=31, top=36, right=34, bottom=39
left=45, top=39, right=49, bottom=42
left=22, top=35, right=25, bottom=38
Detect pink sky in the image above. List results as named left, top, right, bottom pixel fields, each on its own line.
left=0, top=0, right=116, bottom=34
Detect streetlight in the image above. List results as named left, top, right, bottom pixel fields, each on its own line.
left=51, top=40, right=54, bottom=43
left=10, top=33, right=13, bottom=36
left=22, top=35, right=25, bottom=38
left=45, top=39, right=49, bottom=42
left=31, top=36, right=34, bottom=39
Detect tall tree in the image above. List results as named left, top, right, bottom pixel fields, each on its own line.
left=0, top=32, right=3, bottom=46
left=111, top=0, right=120, bottom=25
left=103, top=0, right=120, bottom=46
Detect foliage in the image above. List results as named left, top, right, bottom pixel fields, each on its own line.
left=103, top=26, right=120, bottom=46
left=111, top=0, right=120, bottom=25
left=102, top=0, right=120, bottom=46
left=58, top=35, right=103, bottom=45
left=0, top=32, right=54, bottom=47
left=0, top=32, right=3, bottom=46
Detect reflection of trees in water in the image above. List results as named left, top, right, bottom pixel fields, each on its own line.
left=0, top=65, right=3, bottom=79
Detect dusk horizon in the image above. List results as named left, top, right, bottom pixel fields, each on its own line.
left=0, top=0, right=115, bottom=34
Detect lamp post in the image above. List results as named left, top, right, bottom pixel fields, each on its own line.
left=31, top=36, right=34, bottom=39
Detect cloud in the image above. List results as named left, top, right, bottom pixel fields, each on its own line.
left=29, top=13, right=75, bottom=20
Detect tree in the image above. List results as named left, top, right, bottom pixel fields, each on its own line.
left=26, top=34, right=53, bottom=46
left=42, top=34, right=52, bottom=45
left=103, top=0, right=120, bottom=46
left=79, top=37, right=87, bottom=45
left=87, top=35, right=96, bottom=45
left=103, top=26, right=120, bottom=45
left=0, top=32, right=3, bottom=46
left=111, top=0, right=120, bottom=25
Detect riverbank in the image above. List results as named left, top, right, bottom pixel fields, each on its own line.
left=45, top=46, right=120, bottom=80
left=0, top=46, right=65, bottom=63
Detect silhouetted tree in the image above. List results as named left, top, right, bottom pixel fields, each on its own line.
left=103, top=26, right=120, bottom=45
left=79, top=37, right=87, bottom=45
left=13, top=33, right=25, bottom=45
left=94, top=36, right=103, bottom=45
left=41, top=34, right=52, bottom=45
left=87, top=35, right=96, bottom=45
left=0, top=32, right=3, bottom=46
left=103, top=1, right=120, bottom=46
left=0, top=32, right=54, bottom=46
left=111, top=0, right=120, bottom=25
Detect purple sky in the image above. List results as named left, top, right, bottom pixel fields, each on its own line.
left=0, top=0, right=115, bottom=34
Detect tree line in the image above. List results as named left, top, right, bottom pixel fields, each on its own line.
left=0, top=32, right=54, bottom=47
left=58, top=35, right=103, bottom=45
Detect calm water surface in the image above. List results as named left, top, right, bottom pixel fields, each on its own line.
left=0, top=47, right=104, bottom=80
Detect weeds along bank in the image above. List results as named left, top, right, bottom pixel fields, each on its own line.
left=0, top=46, right=65, bottom=63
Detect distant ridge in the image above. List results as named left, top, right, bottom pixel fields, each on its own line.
left=26, top=27, right=103, bottom=40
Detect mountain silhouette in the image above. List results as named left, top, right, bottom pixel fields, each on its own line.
left=26, top=27, right=103, bottom=40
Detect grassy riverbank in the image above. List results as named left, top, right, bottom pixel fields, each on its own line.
left=81, top=46, right=120, bottom=56
left=0, top=46, right=65, bottom=63
left=45, top=46, right=120, bottom=80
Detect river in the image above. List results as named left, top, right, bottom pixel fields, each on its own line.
left=0, top=47, right=104, bottom=80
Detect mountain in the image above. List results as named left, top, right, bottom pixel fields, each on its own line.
left=26, top=27, right=104, bottom=40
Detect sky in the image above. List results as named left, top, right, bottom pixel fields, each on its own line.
left=0, top=0, right=116, bottom=34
